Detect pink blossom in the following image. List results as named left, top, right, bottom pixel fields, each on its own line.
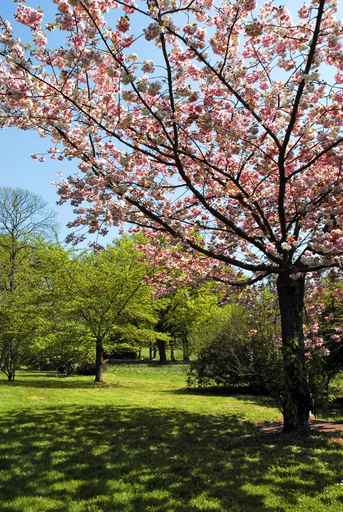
left=117, top=16, right=130, bottom=33
left=15, top=5, right=43, bottom=31
left=275, top=42, right=286, bottom=55
left=298, top=6, right=309, bottom=18
left=243, top=0, right=256, bottom=10
left=33, top=31, right=47, bottom=47
left=71, top=34, right=86, bottom=49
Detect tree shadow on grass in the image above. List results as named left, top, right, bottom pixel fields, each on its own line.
left=0, top=378, right=280, bottom=416
left=0, top=378, right=96, bottom=389
left=0, top=405, right=342, bottom=512
left=168, top=386, right=277, bottom=409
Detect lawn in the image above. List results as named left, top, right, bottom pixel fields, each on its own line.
left=0, top=365, right=342, bottom=512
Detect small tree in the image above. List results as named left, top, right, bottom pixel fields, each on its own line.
left=0, top=187, right=56, bottom=290
left=61, top=238, right=158, bottom=382
left=162, top=284, right=220, bottom=362
left=25, top=242, right=95, bottom=374
left=0, top=273, right=37, bottom=380
left=0, top=188, right=56, bottom=380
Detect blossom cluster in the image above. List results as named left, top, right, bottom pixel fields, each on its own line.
left=15, top=5, right=43, bottom=30
left=0, top=0, right=342, bottom=289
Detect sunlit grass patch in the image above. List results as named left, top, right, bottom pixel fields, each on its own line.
left=0, top=366, right=342, bottom=511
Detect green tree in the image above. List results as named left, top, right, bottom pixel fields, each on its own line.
left=0, top=188, right=56, bottom=380
left=0, top=251, right=36, bottom=380
left=62, top=238, right=160, bottom=383
left=24, top=242, right=94, bottom=374
left=163, top=284, right=220, bottom=362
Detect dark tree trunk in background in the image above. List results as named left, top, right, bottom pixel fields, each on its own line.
left=277, top=273, right=312, bottom=433
left=157, top=340, right=167, bottom=363
left=182, top=338, right=190, bottom=362
left=7, top=370, right=15, bottom=382
left=149, top=343, right=153, bottom=360
left=95, top=339, right=105, bottom=383
left=1, top=341, right=16, bottom=382
left=170, top=344, right=175, bottom=362
left=5, top=351, right=16, bottom=382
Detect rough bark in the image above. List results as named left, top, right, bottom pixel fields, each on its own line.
left=170, top=344, right=176, bottom=362
left=182, top=337, right=190, bottom=362
left=94, top=339, right=105, bottom=383
left=277, top=273, right=312, bottom=433
left=1, top=341, right=16, bottom=382
left=7, top=370, right=15, bottom=382
left=157, top=340, right=167, bottom=363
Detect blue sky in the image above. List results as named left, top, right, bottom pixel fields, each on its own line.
left=0, top=0, right=342, bottom=243
left=0, top=128, right=76, bottom=241
left=0, top=0, right=77, bottom=242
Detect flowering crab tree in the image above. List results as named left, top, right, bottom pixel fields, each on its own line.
left=0, top=0, right=343, bottom=432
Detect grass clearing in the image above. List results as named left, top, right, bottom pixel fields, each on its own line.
left=0, top=365, right=342, bottom=512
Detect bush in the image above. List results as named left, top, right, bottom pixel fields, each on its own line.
left=27, top=355, right=77, bottom=374
left=76, top=362, right=97, bottom=375
left=107, top=343, right=138, bottom=360
left=305, top=280, right=343, bottom=412
left=26, top=328, right=94, bottom=374
left=307, top=345, right=343, bottom=413
left=188, top=334, right=281, bottom=394
left=187, top=301, right=282, bottom=395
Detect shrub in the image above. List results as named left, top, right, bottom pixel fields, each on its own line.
left=188, top=300, right=282, bottom=395
left=76, top=362, right=97, bottom=375
left=107, top=343, right=138, bottom=360
left=188, top=333, right=281, bottom=394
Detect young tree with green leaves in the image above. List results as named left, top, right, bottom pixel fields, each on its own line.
left=0, top=188, right=56, bottom=380
left=163, top=284, right=221, bottom=362
left=61, top=238, right=160, bottom=382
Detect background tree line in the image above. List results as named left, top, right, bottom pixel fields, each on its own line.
left=0, top=187, right=342, bottom=414
left=0, top=187, right=220, bottom=382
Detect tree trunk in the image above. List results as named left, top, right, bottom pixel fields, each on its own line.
left=94, top=339, right=105, bottom=383
left=277, top=272, right=311, bottom=434
left=9, top=235, right=17, bottom=292
left=182, top=337, right=190, bottom=362
left=7, top=370, right=15, bottom=382
left=149, top=343, right=153, bottom=360
left=1, top=341, right=16, bottom=382
left=152, top=344, right=157, bottom=359
left=170, top=343, right=176, bottom=362
left=157, top=340, right=167, bottom=363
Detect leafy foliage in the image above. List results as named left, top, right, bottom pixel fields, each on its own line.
left=306, top=278, right=343, bottom=410
left=188, top=288, right=282, bottom=394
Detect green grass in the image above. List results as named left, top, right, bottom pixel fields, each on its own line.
left=0, top=365, right=342, bottom=512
